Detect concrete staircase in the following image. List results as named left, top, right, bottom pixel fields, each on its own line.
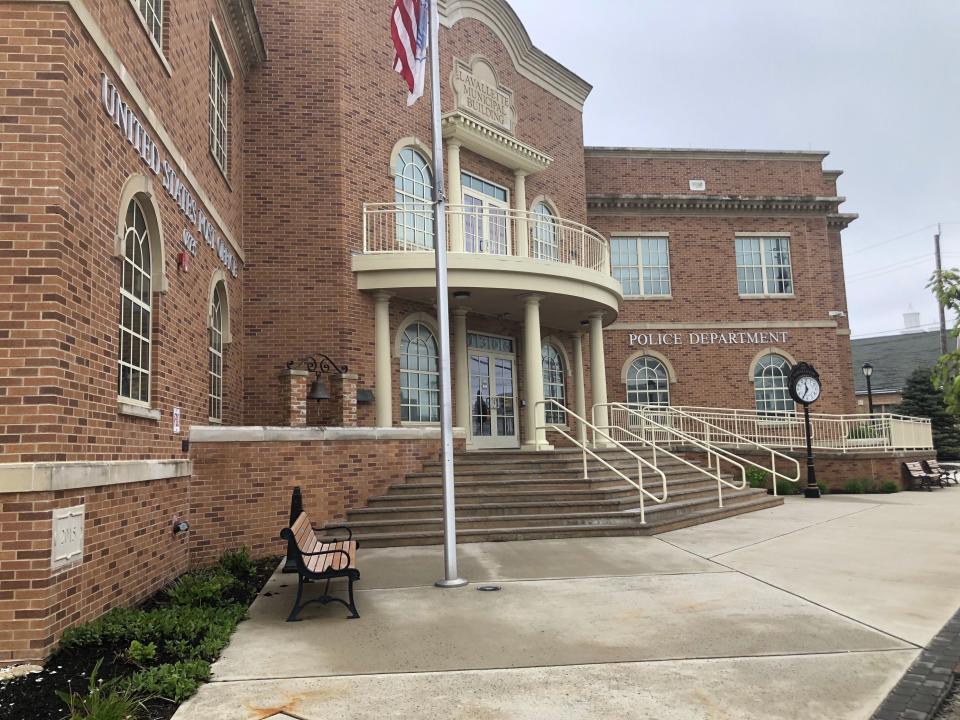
left=326, top=448, right=783, bottom=547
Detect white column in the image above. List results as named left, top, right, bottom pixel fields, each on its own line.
left=571, top=332, right=587, bottom=446
left=374, top=292, right=392, bottom=427
left=446, top=141, right=464, bottom=252
left=453, top=306, right=470, bottom=439
left=513, top=170, right=528, bottom=257
left=589, top=311, right=610, bottom=446
left=522, top=294, right=551, bottom=450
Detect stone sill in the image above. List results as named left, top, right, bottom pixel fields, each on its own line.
left=118, top=401, right=161, bottom=421
left=0, top=459, right=192, bottom=494
left=189, top=425, right=468, bottom=444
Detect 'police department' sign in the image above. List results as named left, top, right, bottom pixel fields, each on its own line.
left=629, top=330, right=789, bottom=347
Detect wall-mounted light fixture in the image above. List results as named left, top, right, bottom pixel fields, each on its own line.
left=357, top=388, right=375, bottom=404
left=286, top=354, right=349, bottom=401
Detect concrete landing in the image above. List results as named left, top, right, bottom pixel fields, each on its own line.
left=174, top=490, right=960, bottom=719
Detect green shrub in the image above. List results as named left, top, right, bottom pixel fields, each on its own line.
left=218, top=546, right=256, bottom=583
left=57, top=659, right=147, bottom=720
left=124, top=660, right=210, bottom=703
left=746, top=467, right=768, bottom=489
left=880, top=480, right=900, bottom=494
left=165, top=569, right=237, bottom=608
left=774, top=479, right=799, bottom=495
left=843, top=479, right=866, bottom=494
left=847, top=424, right=880, bottom=440
left=817, top=481, right=829, bottom=495
left=127, top=640, right=157, bottom=666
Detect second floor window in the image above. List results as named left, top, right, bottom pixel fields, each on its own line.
left=611, top=236, right=671, bottom=297
left=136, top=0, right=163, bottom=48
left=736, top=236, right=793, bottom=296
left=208, top=33, right=229, bottom=172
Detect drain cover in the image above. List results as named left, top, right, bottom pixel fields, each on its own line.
left=477, top=585, right=501, bottom=592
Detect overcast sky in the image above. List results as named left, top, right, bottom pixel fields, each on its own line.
left=508, top=0, right=960, bottom=338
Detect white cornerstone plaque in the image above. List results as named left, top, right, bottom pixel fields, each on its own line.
left=451, top=57, right=516, bottom=134
left=52, top=505, right=85, bottom=571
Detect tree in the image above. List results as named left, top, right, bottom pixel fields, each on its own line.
left=894, top=367, right=960, bottom=459
left=929, top=269, right=960, bottom=413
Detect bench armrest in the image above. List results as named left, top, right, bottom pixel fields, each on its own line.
left=298, top=547, right=354, bottom=566
left=312, top=524, right=353, bottom=541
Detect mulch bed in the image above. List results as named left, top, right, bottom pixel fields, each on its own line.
left=0, top=557, right=279, bottom=720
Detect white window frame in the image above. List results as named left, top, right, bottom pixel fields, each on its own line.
left=541, top=344, right=567, bottom=425
left=131, top=0, right=164, bottom=51
left=753, top=354, right=796, bottom=416
left=118, top=199, right=153, bottom=407
left=399, top=321, right=441, bottom=424
left=394, top=147, right=435, bottom=249
left=610, top=233, right=672, bottom=298
left=530, top=201, right=559, bottom=261
left=208, top=27, right=230, bottom=175
left=208, top=285, right=225, bottom=422
left=735, top=234, right=794, bottom=298
left=625, top=356, right=670, bottom=408
left=461, top=172, right=511, bottom=255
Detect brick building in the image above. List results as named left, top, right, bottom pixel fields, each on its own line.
left=0, top=0, right=860, bottom=661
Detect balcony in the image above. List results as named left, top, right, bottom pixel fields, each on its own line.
left=353, top=203, right=623, bottom=330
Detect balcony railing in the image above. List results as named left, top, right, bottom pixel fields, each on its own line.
left=617, top=405, right=934, bottom=454
left=362, top=202, right=611, bottom=274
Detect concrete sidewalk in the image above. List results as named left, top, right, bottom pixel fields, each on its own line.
left=174, top=491, right=960, bottom=719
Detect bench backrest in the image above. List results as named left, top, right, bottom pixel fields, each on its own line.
left=925, top=459, right=944, bottom=472
left=284, top=511, right=318, bottom=557
left=904, top=461, right=927, bottom=476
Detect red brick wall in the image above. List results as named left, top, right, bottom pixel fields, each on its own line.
left=0, top=2, right=248, bottom=462
left=0, top=479, right=190, bottom=663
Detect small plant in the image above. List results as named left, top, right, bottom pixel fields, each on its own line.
left=847, top=424, right=880, bottom=440
left=776, top=479, right=799, bottom=495
left=746, top=467, right=768, bottom=489
left=56, top=659, right=146, bottom=720
left=124, top=660, right=211, bottom=703
left=880, top=480, right=900, bottom=494
left=126, top=640, right=157, bottom=666
left=165, top=570, right=236, bottom=608
left=218, top=546, right=256, bottom=583
left=817, top=481, right=829, bottom=495
left=843, top=479, right=866, bottom=494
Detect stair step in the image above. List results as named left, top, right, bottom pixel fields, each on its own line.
left=346, top=496, right=784, bottom=547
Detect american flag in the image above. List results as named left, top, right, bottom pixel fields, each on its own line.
left=392, top=0, right=430, bottom=106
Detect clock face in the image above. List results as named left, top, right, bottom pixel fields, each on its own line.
left=795, top=376, right=821, bottom=404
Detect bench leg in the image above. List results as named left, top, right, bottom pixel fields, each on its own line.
left=346, top=575, right=360, bottom=619
left=287, top=576, right=306, bottom=622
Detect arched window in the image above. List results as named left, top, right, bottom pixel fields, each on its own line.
left=208, top=283, right=225, bottom=422
left=530, top=202, right=558, bottom=261
left=394, top=148, right=434, bottom=249
left=626, top=356, right=669, bottom=407
left=400, top=322, right=440, bottom=422
left=541, top=344, right=566, bottom=424
left=754, top=354, right=795, bottom=415
left=118, top=199, right=152, bottom=404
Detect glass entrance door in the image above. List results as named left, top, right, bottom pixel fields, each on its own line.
left=468, top=333, right=518, bottom=449
left=462, top=173, right=510, bottom=255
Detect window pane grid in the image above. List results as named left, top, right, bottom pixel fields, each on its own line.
left=400, top=323, right=440, bottom=422
left=611, top=237, right=671, bottom=296
left=208, top=36, right=229, bottom=172
left=530, top=202, right=558, bottom=261
left=754, top=355, right=795, bottom=415
left=137, top=0, right=163, bottom=47
left=541, top=344, right=566, bottom=424
left=395, top=149, right=435, bottom=249
left=736, top=237, right=793, bottom=295
left=118, top=199, right=151, bottom=404
left=626, top=357, right=669, bottom=408
left=208, top=289, right=224, bottom=421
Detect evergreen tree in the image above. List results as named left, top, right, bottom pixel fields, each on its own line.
left=894, top=367, right=960, bottom=459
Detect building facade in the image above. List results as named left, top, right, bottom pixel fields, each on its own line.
left=0, top=0, right=859, bottom=661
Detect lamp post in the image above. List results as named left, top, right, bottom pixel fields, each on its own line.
left=861, top=362, right=874, bottom=415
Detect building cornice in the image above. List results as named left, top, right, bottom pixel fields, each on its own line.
left=218, top=0, right=267, bottom=71
left=442, top=111, right=552, bottom=173
left=828, top=213, right=858, bottom=230
left=585, top=146, right=830, bottom=162
left=438, top=0, right=592, bottom=110
left=587, top=193, right=846, bottom=215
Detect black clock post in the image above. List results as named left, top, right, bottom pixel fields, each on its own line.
left=788, top=362, right=822, bottom=499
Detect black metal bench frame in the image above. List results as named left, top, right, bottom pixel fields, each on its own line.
left=903, top=462, right=939, bottom=491
left=922, top=459, right=959, bottom=487
left=279, top=522, right=360, bottom=622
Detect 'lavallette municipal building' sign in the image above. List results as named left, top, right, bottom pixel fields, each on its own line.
left=452, top=57, right=516, bottom=134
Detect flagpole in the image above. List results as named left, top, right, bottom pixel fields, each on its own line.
left=428, top=0, right=466, bottom=589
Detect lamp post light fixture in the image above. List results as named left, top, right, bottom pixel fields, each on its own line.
left=286, top=354, right=349, bottom=401
left=861, top=362, right=874, bottom=415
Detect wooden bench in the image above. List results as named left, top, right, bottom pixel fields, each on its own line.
left=903, top=461, right=940, bottom=491
left=922, top=459, right=959, bottom=486
left=279, top=511, right=360, bottom=621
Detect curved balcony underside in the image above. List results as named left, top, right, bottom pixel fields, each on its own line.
left=355, top=203, right=623, bottom=330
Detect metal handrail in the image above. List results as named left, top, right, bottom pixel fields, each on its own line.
left=629, top=404, right=801, bottom=495
left=362, top=202, right=611, bottom=273
left=535, top=399, right=667, bottom=524
left=593, top=403, right=748, bottom=508
left=665, top=406, right=934, bottom=453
